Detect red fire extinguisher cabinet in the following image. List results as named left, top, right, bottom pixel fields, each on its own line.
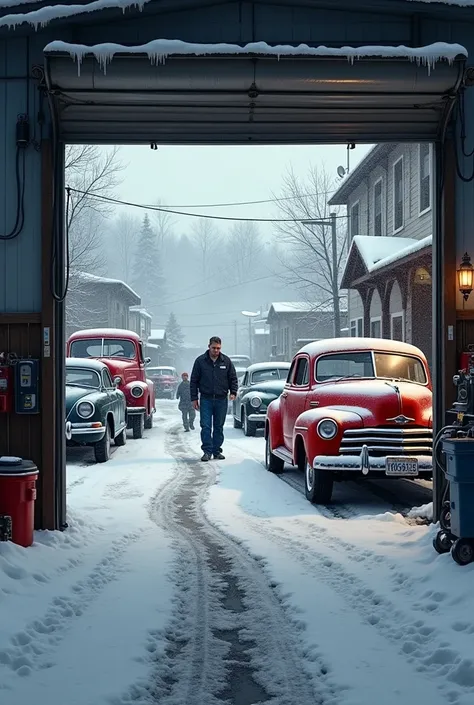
left=0, top=460, right=39, bottom=547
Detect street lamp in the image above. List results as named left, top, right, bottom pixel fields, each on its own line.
left=241, top=310, right=260, bottom=361
left=457, top=252, right=474, bottom=302
left=300, top=212, right=341, bottom=337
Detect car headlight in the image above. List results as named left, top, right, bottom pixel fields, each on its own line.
left=131, top=385, right=144, bottom=398
left=113, top=376, right=122, bottom=386
left=77, top=401, right=95, bottom=419
left=317, top=419, right=338, bottom=440
left=250, top=395, right=262, bottom=409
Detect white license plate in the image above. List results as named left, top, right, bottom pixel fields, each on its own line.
left=385, top=457, right=419, bottom=476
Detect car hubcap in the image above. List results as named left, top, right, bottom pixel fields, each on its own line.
left=244, top=414, right=247, bottom=432
left=459, top=543, right=473, bottom=563
left=306, top=462, right=314, bottom=490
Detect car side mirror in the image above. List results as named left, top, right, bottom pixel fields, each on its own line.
left=144, top=357, right=151, bottom=364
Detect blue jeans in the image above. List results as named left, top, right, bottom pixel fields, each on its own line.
left=199, top=397, right=228, bottom=455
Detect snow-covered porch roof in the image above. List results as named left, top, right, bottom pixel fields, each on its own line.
left=341, top=235, right=432, bottom=288
left=41, top=39, right=467, bottom=144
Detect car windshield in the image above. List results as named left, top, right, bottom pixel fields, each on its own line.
left=251, top=368, right=286, bottom=384
left=70, top=338, right=136, bottom=359
left=66, top=368, right=101, bottom=389
left=315, top=351, right=426, bottom=384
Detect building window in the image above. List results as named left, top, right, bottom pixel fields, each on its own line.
left=350, top=201, right=360, bottom=238
left=393, top=157, right=404, bottom=232
left=374, top=179, right=383, bottom=237
left=370, top=317, right=381, bottom=338
left=283, top=327, right=290, bottom=358
left=350, top=318, right=363, bottom=337
left=391, top=313, right=404, bottom=342
left=419, top=144, right=431, bottom=214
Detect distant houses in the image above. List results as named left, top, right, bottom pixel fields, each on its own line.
left=66, top=271, right=140, bottom=339
left=266, top=302, right=348, bottom=361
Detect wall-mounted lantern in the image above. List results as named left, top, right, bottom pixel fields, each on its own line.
left=457, top=252, right=474, bottom=301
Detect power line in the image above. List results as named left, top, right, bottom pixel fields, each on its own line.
left=67, top=188, right=348, bottom=223
left=141, top=189, right=338, bottom=209
left=163, top=272, right=283, bottom=307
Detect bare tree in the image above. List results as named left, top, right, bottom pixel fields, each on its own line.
left=192, top=218, right=220, bottom=278
left=153, top=201, right=175, bottom=255
left=65, top=145, right=125, bottom=331
left=109, top=213, right=141, bottom=284
left=274, top=165, right=347, bottom=336
left=224, top=221, right=263, bottom=285
left=65, top=145, right=125, bottom=275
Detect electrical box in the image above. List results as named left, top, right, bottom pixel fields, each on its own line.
left=14, top=359, right=40, bottom=414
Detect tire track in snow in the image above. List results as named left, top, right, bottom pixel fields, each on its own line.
left=236, top=516, right=474, bottom=703
left=121, top=423, right=337, bottom=705
left=0, top=529, right=143, bottom=677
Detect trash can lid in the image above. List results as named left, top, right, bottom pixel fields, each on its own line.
left=0, top=458, right=38, bottom=476
left=0, top=456, right=22, bottom=466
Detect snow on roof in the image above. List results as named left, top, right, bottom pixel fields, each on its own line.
left=254, top=328, right=270, bottom=336
left=370, top=235, right=432, bottom=273
left=353, top=236, right=418, bottom=271
left=149, top=328, right=166, bottom=340
left=129, top=305, right=152, bottom=318
left=41, top=39, right=467, bottom=74
left=269, top=302, right=346, bottom=315
left=343, top=235, right=432, bottom=283
left=74, top=271, right=140, bottom=302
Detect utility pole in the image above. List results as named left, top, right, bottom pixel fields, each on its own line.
left=248, top=317, right=252, bottom=360
left=234, top=320, right=238, bottom=354
left=330, top=212, right=341, bottom=338
left=301, top=215, right=341, bottom=338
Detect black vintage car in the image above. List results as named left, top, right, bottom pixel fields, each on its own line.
left=232, top=362, right=291, bottom=436
left=65, top=358, right=128, bottom=463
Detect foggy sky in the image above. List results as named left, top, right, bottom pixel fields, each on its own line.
left=111, top=144, right=374, bottom=351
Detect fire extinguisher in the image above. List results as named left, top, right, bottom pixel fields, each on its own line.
left=0, top=352, right=18, bottom=414
left=0, top=364, right=13, bottom=413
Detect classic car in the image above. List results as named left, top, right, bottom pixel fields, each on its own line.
left=265, top=338, right=433, bottom=504
left=147, top=366, right=180, bottom=398
left=65, top=358, right=127, bottom=463
left=67, top=328, right=156, bottom=439
left=227, top=364, right=248, bottom=414
left=233, top=362, right=291, bottom=436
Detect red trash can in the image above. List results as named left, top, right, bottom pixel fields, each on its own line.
left=0, top=458, right=39, bottom=547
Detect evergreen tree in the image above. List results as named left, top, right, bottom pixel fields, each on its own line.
left=166, top=312, right=185, bottom=365
left=131, top=214, right=166, bottom=314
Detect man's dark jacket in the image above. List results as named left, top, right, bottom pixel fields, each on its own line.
left=190, top=351, right=238, bottom=401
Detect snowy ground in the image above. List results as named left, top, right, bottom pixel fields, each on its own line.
left=1, top=402, right=474, bottom=705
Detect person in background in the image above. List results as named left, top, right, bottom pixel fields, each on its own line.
left=190, top=336, right=238, bottom=461
left=176, top=372, right=195, bottom=432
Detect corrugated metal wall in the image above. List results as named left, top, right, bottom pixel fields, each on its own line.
left=0, top=38, right=45, bottom=312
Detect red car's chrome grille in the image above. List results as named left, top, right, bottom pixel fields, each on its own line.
left=339, top=426, right=432, bottom=457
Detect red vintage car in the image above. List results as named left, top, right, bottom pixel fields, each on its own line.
left=265, top=338, right=433, bottom=504
left=67, top=328, right=156, bottom=439
left=147, top=366, right=180, bottom=399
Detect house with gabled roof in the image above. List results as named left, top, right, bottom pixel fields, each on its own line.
left=266, top=302, right=347, bottom=361
left=329, top=143, right=433, bottom=366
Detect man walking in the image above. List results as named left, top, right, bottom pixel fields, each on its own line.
left=176, top=372, right=195, bottom=432
left=190, top=336, right=238, bottom=461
